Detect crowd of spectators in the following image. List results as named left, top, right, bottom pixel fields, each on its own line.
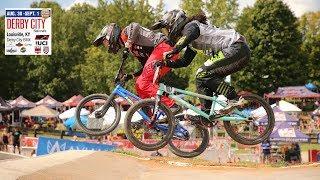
left=0, top=127, right=22, bottom=154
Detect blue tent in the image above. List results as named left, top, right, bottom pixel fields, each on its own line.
left=64, top=115, right=88, bottom=130
left=270, top=122, right=310, bottom=142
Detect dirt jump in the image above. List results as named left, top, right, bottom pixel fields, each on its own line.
left=0, top=151, right=319, bottom=180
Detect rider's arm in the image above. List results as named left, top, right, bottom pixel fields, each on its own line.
left=165, top=46, right=197, bottom=68
left=170, top=22, right=200, bottom=54
left=132, top=57, right=147, bottom=77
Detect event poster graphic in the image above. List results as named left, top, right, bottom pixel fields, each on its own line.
left=5, top=8, right=52, bottom=55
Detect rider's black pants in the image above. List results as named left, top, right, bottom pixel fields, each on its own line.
left=195, top=42, right=251, bottom=111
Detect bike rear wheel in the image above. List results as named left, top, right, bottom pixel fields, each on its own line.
left=223, top=94, right=274, bottom=145
left=124, top=98, right=175, bottom=151
left=168, top=115, right=209, bottom=158
left=75, top=94, right=121, bottom=136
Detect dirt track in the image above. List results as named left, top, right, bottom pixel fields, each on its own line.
left=0, top=151, right=319, bottom=180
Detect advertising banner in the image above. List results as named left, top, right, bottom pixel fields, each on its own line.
left=5, top=8, right=52, bottom=55
left=36, top=137, right=116, bottom=156
left=21, top=136, right=38, bottom=148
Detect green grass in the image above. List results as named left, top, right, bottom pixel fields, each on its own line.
left=113, top=149, right=140, bottom=157
left=234, top=149, right=252, bottom=154
left=300, top=143, right=320, bottom=151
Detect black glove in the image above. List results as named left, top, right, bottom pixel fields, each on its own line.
left=153, top=61, right=165, bottom=69
left=163, top=51, right=174, bottom=60
left=121, top=74, right=134, bottom=82
left=163, top=48, right=179, bottom=60
left=122, top=48, right=129, bottom=59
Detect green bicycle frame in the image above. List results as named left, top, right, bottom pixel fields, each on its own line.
left=156, top=83, right=249, bottom=122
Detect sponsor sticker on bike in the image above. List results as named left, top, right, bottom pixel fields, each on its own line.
left=5, top=8, right=52, bottom=55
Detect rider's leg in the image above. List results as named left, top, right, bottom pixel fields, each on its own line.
left=195, top=77, right=217, bottom=112
left=195, top=42, right=250, bottom=114
left=136, top=75, right=175, bottom=107
left=196, top=42, right=250, bottom=99
left=135, top=41, right=179, bottom=108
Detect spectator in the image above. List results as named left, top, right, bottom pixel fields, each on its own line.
left=2, top=128, right=9, bottom=152
left=294, top=143, right=301, bottom=163
left=31, top=149, right=36, bottom=157
left=261, top=139, right=271, bottom=164
left=12, top=127, right=22, bottom=154
left=284, top=145, right=290, bottom=162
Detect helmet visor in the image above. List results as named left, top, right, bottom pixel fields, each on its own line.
left=92, top=25, right=112, bottom=47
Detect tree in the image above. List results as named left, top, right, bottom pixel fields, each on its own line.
left=180, top=0, right=238, bottom=28
left=233, top=0, right=307, bottom=95
left=0, top=16, right=35, bottom=99
left=154, top=0, right=165, bottom=19
left=180, top=0, right=204, bottom=16
left=205, top=0, right=239, bottom=28
left=299, top=12, right=320, bottom=86
left=236, top=7, right=253, bottom=35
left=79, top=0, right=158, bottom=95
left=26, top=1, right=90, bottom=100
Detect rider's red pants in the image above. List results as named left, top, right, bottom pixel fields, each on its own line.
left=135, top=42, right=179, bottom=107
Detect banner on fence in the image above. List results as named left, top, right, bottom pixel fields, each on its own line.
left=21, top=137, right=38, bottom=148
left=36, top=137, right=116, bottom=156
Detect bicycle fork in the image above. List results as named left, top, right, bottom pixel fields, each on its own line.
left=95, top=91, right=117, bottom=118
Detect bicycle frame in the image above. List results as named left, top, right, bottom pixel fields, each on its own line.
left=156, top=83, right=249, bottom=122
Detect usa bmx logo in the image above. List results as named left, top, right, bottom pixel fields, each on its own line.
left=41, top=9, right=51, bottom=19
left=43, top=46, right=49, bottom=54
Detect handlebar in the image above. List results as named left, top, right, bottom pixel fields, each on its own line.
left=114, top=49, right=129, bottom=85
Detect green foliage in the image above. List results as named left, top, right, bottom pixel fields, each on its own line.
left=180, top=0, right=239, bottom=28
left=233, top=0, right=307, bottom=95
left=299, top=12, right=320, bottom=86
left=154, top=0, right=165, bottom=19
left=0, top=16, right=35, bottom=99
left=205, top=0, right=239, bottom=28
left=0, top=0, right=161, bottom=100
left=180, top=0, right=205, bottom=16
left=236, top=7, right=253, bottom=35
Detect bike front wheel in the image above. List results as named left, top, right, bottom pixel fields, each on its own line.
left=223, top=94, right=275, bottom=145
left=75, top=94, right=121, bottom=136
left=124, top=98, right=175, bottom=151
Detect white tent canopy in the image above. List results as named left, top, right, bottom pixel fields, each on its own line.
left=59, top=107, right=90, bottom=120
left=21, top=105, right=59, bottom=118
left=272, top=100, right=301, bottom=112
left=251, top=100, right=301, bottom=119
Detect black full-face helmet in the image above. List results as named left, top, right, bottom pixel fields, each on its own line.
left=93, top=23, right=121, bottom=54
left=151, top=10, right=188, bottom=41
